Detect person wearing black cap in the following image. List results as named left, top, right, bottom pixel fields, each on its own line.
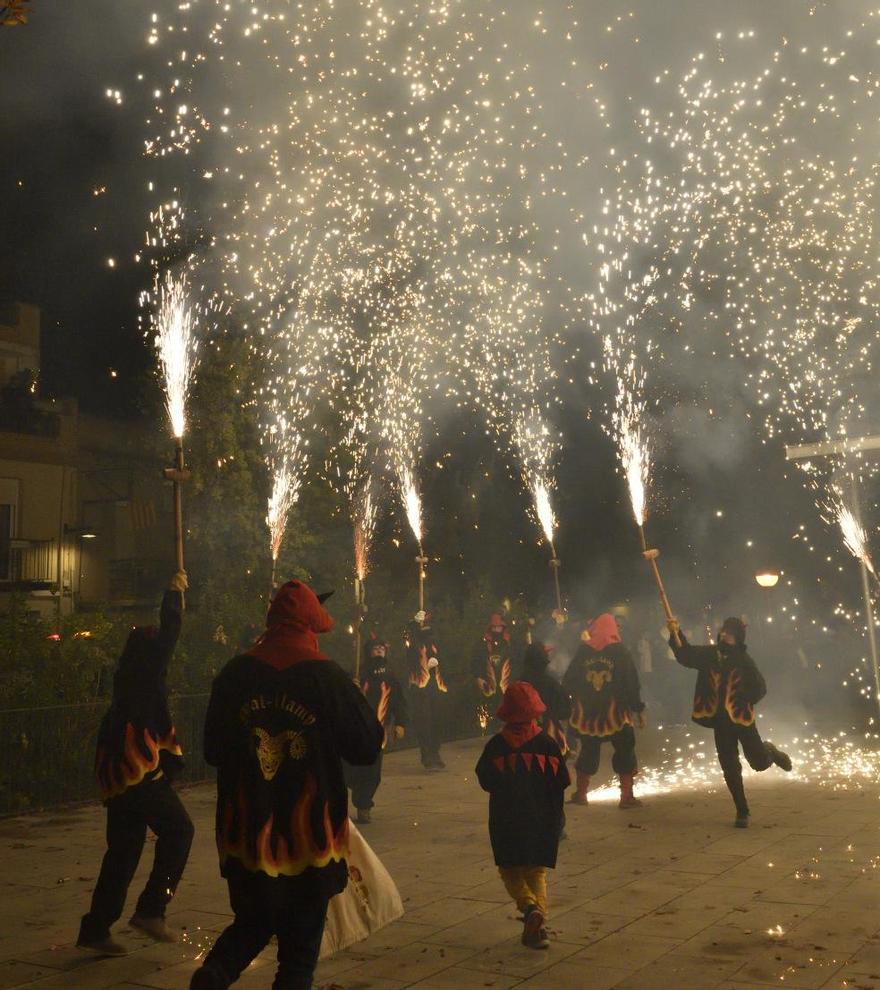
left=345, top=635, right=408, bottom=824
left=668, top=615, right=792, bottom=828
left=190, top=581, right=383, bottom=990
left=77, top=570, right=194, bottom=956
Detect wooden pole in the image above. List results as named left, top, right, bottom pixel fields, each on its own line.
left=549, top=551, right=564, bottom=622
left=642, top=547, right=680, bottom=646
left=354, top=576, right=365, bottom=681
left=163, top=438, right=190, bottom=608
left=416, top=549, right=428, bottom=614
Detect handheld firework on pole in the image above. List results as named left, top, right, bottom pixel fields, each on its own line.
left=608, top=346, right=680, bottom=645
left=152, top=269, right=199, bottom=587
left=401, top=466, right=428, bottom=618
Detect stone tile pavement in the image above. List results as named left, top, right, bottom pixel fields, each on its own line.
left=2, top=729, right=880, bottom=989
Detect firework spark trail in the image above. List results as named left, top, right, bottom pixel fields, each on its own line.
left=588, top=16, right=880, bottom=570
left=607, top=343, right=651, bottom=529
left=137, top=2, right=580, bottom=550
left=152, top=269, right=199, bottom=439
left=823, top=485, right=877, bottom=579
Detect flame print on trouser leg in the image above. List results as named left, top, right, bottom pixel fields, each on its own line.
left=218, top=773, right=349, bottom=879
left=96, top=722, right=183, bottom=800
left=477, top=657, right=498, bottom=699
left=569, top=696, right=631, bottom=737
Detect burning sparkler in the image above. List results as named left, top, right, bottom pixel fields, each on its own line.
left=150, top=268, right=199, bottom=576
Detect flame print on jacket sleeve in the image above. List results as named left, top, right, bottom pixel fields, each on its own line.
left=96, top=722, right=183, bottom=800
left=218, top=773, right=349, bottom=879
left=723, top=669, right=756, bottom=726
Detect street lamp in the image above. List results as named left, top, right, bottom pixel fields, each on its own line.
left=755, top=571, right=780, bottom=588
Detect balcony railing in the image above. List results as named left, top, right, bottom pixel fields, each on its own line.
left=0, top=539, right=55, bottom=587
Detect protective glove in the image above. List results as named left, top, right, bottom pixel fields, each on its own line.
left=666, top=618, right=680, bottom=636
left=394, top=725, right=406, bottom=741
left=427, top=657, right=439, bottom=669
left=169, top=570, right=188, bottom=593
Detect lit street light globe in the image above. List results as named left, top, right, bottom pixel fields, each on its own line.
left=755, top=571, right=780, bottom=588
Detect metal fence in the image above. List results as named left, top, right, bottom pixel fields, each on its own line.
left=0, top=693, right=212, bottom=816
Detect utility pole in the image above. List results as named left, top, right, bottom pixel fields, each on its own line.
left=785, top=434, right=880, bottom=712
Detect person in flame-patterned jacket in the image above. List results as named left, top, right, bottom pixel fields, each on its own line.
left=563, top=613, right=646, bottom=809
left=406, top=611, right=449, bottom=770
left=190, top=581, right=382, bottom=990
left=78, top=571, right=194, bottom=956
left=345, top=635, right=408, bottom=824
left=668, top=615, right=792, bottom=828
left=473, top=612, right=513, bottom=702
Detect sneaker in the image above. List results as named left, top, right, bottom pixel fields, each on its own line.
left=129, top=914, right=179, bottom=942
left=735, top=812, right=750, bottom=829
left=76, top=934, right=128, bottom=956
left=355, top=807, right=371, bottom=825
left=522, top=906, right=548, bottom=949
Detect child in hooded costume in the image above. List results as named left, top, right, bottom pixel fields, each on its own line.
left=190, top=581, right=383, bottom=990
left=406, top=612, right=449, bottom=770
left=668, top=615, right=792, bottom=828
left=77, top=570, right=194, bottom=956
left=563, top=613, right=646, bottom=809
left=475, top=682, right=570, bottom=950
left=345, top=635, right=408, bottom=824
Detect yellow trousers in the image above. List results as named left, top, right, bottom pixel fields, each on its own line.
left=498, top=866, right=549, bottom=918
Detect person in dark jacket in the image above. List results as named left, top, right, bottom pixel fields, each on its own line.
left=519, top=642, right=571, bottom=757
left=475, top=681, right=570, bottom=950
left=563, top=613, right=646, bottom=809
left=190, top=580, right=383, bottom=990
left=77, top=570, right=194, bottom=956
left=345, top=635, right=408, bottom=824
left=473, top=612, right=513, bottom=702
left=668, top=615, right=792, bottom=828
left=406, top=611, right=448, bottom=770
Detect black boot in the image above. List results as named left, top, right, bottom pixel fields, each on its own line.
left=767, top=742, right=792, bottom=772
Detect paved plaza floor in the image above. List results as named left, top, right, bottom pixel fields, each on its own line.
left=2, top=728, right=880, bottom=990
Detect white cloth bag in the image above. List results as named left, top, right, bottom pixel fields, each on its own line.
left=319, top=821, right=404, bottom=959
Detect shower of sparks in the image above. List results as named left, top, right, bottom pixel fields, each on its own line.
left=151, top=268, right=199, bottom=439
left=401, top=465, right=423, bottom=548
left=136, top=1, right=578, bottom=559
left=823, top=487, right=877, bottom=578
left=353, top=475, right=377, bottom=583
left=587, top=14, right=880, bottom=571
left=267, top=457, right=298, bottom=564
left=608, top=345, right=651, bottom=528
left=533, top=479, right=556, bottom=550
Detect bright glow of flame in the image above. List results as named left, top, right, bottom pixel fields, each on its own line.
left=353, top=478, right=377, bottom=582
left=402, top=466, right=423, bottom=545
left=838, top=503, right=876, bottom=576
left=534, top=480, right=556, bottom=548
left=267, top=460, right=298, bottom=562
left=609, top=347, right=650, bottom=528
left=153, top=270, right=198, bottom=439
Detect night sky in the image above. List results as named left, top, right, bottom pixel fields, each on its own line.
left=0, top=1, right=874, bottom=666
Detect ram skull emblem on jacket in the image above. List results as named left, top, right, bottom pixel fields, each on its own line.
left=253, top=727, right=308, bottom=780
